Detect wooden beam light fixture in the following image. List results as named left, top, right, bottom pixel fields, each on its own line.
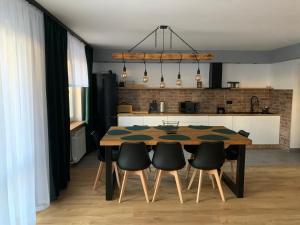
left=114, top=25, right=214, bottom=87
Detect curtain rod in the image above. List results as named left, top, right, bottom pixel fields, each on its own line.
left=25, top=0, right=88, bottom=45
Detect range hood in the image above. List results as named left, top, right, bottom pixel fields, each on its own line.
left=209, top=63, right=223, bottom=89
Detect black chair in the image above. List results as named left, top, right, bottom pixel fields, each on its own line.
left=187, top=142, right=226, bottom=202
left=222, top=130, right=250, bottom=178
left=91, top=131, right=121, bottom=190
left=117, top=142, right=151, bottom=203
left=152, top=142, right=186, bottom=203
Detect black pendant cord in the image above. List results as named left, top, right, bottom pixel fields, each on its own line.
left=160, top=53, right=164, bottom=81
left=143, top=53, right=147, bottom=75
left=122, top=52, right=126, bottom=70
left=178, top=55, right=182, bottom=79
left=168, top=27, right=198, bottom=54
left=128, top=26, right=160, bottom=52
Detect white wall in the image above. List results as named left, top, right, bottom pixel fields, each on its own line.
left=93, top=61, right=300, bottom=148
left=270, top=59, right=300, bottom=148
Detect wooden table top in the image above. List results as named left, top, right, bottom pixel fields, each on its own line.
left=100, top=125, right=252, bottom=147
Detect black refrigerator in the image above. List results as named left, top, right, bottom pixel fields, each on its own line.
left=91, top=71, right=117, bottom=140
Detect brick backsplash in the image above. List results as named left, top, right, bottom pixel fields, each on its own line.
left=118, top=88, right=293, bottom=149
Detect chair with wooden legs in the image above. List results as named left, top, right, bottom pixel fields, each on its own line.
left=187, top=141, right=226, bottom=202
left=152, top=142, right=186, bottom=204
left=91, top=131, right=121, bottom=190
left=221, top=130, right=250, bottom=179
left=118, top=142, right=151, bottom=203
left=185, top=145, right=216, bottom=189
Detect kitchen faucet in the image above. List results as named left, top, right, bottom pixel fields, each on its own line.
left=250, top=96, right=259, bottom=113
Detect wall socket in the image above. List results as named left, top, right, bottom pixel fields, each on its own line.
left=226, top=100, right=233, bottom=105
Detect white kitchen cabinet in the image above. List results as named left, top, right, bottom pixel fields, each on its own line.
left=208, top=116, right=233, bottom=129
left=232, top=116, right=280, bottom=144
left=118, top=116, right=144, bottom=126
left=167, top=116, right=209, bottom=126
left=143, top=116, right=168, bottom=126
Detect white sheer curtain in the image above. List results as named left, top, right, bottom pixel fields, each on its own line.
left=0, top=0, right=50, bottom=224
left=67, top=32, right=89, bottom=87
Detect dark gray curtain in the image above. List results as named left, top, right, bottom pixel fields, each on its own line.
left=44, top=14, right=70, bottom=201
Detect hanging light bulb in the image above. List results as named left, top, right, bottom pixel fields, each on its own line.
left=195, top=60, right=202, bottom=81
left=176, top=73, right=182, bottom=86
left=160, top=75, right=165, bottom=88
left=176, top=56, right=182, bottom=86
left=121, top=64, right=127, bottom=79
left=143, top=70, right=148, bottom=83
left=159, top=56, right=165, bottom=88
left=143, top=55, right=149, bottom=83
left=195, top=67, right=201, bottom=81
left=121, top=53, right=127, bottom=79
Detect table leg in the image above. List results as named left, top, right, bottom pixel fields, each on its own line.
left=105, top=146, right=113, bottom=200
left=222, top=145, right=246, bottom=198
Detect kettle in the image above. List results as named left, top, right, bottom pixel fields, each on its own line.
left=159, top=101, right=165, bottom=113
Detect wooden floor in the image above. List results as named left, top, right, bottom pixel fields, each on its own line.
left=37, top=157, right=300, bottom=225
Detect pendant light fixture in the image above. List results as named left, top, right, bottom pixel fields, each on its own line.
left=113, top=26, right=214, bottom=85
left=142, top=53, right=148, bottom=83
left=176, top=55, right=182, bottom=86
left=121, top=53, right=127, bottom=79
left=195, top=57, right=202, bottom=81
left=160, top=56, right=165, bottom=88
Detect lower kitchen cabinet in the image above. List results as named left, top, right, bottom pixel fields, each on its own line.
left=208, top=116, right=233, bottom=129
left=117, top=114, right=281, bottom=145
left=232, top=116, right=280, bottom=144
left=143, top=116, right=168, bottom=126
left=167, top=116, right=209, bottom=126
left=118, top=116, right=144, bottom=126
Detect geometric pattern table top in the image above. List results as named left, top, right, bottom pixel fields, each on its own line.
left=100, top=126, right=252, bottom=147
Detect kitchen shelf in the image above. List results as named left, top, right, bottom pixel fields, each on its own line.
left=118, top=87, right=274, bottom=90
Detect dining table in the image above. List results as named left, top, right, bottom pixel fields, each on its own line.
left=99, top=125, right=252, bottom=200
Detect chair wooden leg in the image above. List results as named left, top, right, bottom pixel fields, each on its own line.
left=93, top=162, right=104, bottom=190
left=171, top=171, right=183, bottom=204
left=139, top=170, right=150, bottom=203
left=118, top=171, right=128, bottom=203
left=152, top=169, right=162, bottom=202
left=209, top=174, right=215, bottom=189
left=112, top=162, right=121, bottom=189
left=196, top=170, right=203, bottom=203
left=212, top=169, right=226, bottom=202
left=187, top=169, right=197, bottom=190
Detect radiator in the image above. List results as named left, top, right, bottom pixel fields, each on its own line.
left=70, top=126, right=86, bottom=164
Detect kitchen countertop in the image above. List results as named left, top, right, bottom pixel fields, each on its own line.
left=118, top=112, right=280, bottom=116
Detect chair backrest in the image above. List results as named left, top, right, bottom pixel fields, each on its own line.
left=192, top=142, right=225, bottom=170
left=238, top=130, right=250, bottom=138
left=152, top=142, right=186, bottom=170
left=118, top=142, right=151, bottom=171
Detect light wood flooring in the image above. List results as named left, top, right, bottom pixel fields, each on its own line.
left=37, top=153, right=300, bottom=225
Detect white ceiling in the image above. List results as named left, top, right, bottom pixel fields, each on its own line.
left=36, top=0, right=300, bottom=51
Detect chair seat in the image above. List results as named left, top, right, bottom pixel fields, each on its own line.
left=188, top=159, right=222, bottom=170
